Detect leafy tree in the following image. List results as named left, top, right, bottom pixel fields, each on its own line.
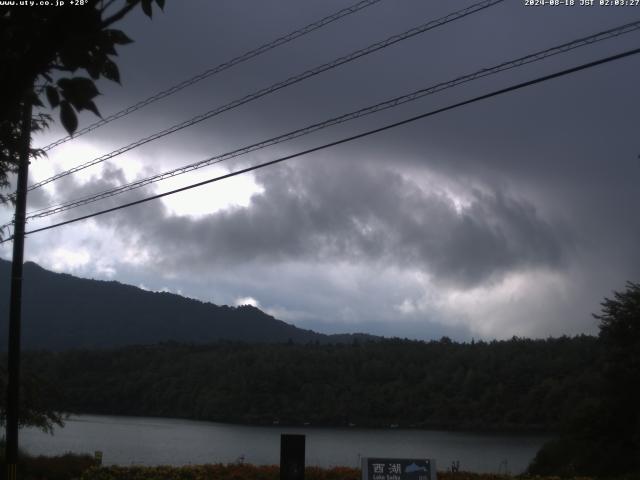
left=20, top=336, right=601, bottom=432
left=596, top=281, right=640, bottom=395
left=0, top=364, right=64, bottom=434
left=529, top=282, right=640, bottom=476
left=0, top=0, right=166, bottom=431
left=0, top=0, right=165, bottom=204
left=594, top=281, right=640, bottom=473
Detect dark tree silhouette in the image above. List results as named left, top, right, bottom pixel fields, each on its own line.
left=529, top=282, right=640, bottom=476
left=13, top=336, right=602, bottom=432
left=0, top=0, right=166, bottom=431
left=0, top=364, right=64, bottom=434
left=0, top=0, right=165, bottom=204
left=594, top=281, right=640, bottom=473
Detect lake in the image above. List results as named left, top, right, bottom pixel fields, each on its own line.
left=21, top=415, right=548, bottom=473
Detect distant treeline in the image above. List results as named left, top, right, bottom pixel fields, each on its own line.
left=21, top=336, right=600, bottom=432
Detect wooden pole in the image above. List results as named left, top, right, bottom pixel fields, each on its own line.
left=5, top=93, right=33, bottom=480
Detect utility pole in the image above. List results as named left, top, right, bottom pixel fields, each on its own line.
left=5, top=92, right=33, bottom=480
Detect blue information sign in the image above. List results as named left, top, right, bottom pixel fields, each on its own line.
left=362, top=458, right=436, bottom=480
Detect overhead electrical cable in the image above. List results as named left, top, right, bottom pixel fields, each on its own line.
left=40, top=0, right=385, bottom=152
left=28, top=0, right=504, bottom=192
left=4, top=46, right=637, bottom=243
left=22, top=20, right=640, bottom=222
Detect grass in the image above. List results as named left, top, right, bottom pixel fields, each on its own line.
left=0, top=442, right=97, bottom=480
left=77, top=465, right=614, bottom=480
left=0, top=453, right=636, bottom=480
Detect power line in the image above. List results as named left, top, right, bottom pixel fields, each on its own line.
left=28, top=0, right=504, bottom=192
left=23, top=19, right=640, bottom=221
left=40, top=0, right=385, bottom=152
left=7, top=46, right=638, bottom=243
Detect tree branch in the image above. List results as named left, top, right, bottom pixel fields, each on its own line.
left=101, top=0, right=139, bottom=28
left=101, top=0, right=120, bottom=13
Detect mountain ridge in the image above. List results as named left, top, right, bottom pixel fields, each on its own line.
left=0, top=258, right=376, bottom=350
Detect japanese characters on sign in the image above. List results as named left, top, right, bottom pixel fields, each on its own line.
left=362, top=458, right=436, bottom=480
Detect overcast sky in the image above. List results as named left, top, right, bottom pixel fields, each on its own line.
left=2, top=0, right=639, bottom=341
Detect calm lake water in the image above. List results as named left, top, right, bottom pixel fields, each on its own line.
left=21, top=415, right=548, bottom=474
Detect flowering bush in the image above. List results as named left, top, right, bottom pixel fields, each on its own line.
left=78, top=465, right=604, bottom=480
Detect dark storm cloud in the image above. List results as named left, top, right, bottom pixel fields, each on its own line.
left=45, top=0, right=637, bottom=206
left=11, top=1, right=639, bottom=340
left=77, top=156, right=567, bottom=287
left=85, top=0, right=638, bottom=157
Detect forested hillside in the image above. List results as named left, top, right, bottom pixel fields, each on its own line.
left=0, top=259, right=372, bottom=349
left=21, top=336, right=599, bottom=432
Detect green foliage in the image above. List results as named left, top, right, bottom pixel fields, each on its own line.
left=0, top=441, right=96, bottom=480
left=529, top=282, right=640, bottom=476
left=0, top=361, right=66, bottom=434
left=20, top=335, right=599, bottom=432
left=529, top=437, right=600, bottom=477
left=19, top=452, right=96, bottom=480
left=0, top=0, right=166, bottom=204
left=596, top=281, right=640, bottom=401
left=78, top=465, right=532, bottom=480
left=78, top=464, right=633, bottom=480
left=593, top=282, right=640, bottom=475
left=81, top=464, right=281, bottom=480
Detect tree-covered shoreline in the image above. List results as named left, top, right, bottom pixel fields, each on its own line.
left=15, top=335, right=600, bottom=433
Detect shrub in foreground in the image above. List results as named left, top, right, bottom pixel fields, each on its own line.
left=21, top=452, right=96, bottom=480
left=80, top=465, right=532, bottom=480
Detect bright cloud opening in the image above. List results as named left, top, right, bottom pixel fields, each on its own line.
left=234, top=296, right=260, bottom=308
left=160, top=167, right=264, bottom=218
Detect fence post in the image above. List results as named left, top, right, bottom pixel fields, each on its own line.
left=280, top=434, right=305, bottom=480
